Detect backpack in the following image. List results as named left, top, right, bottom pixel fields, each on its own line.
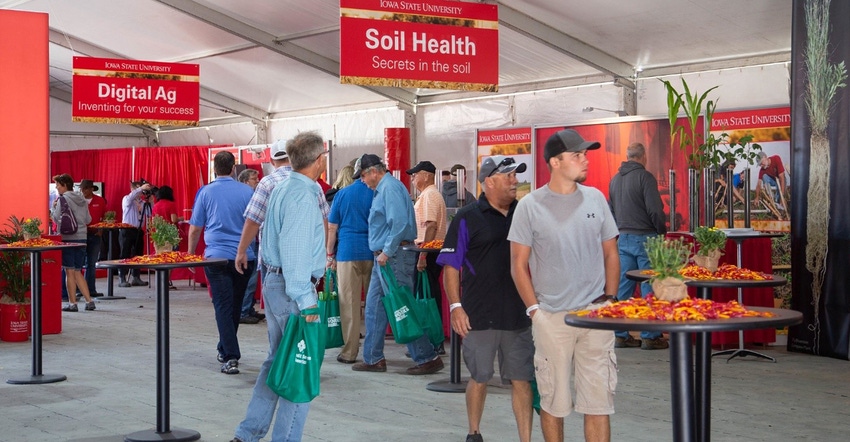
left=58, top=195, right=79, bottom=234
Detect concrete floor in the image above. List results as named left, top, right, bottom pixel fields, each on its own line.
left=1, top=278, right=847, bottom=442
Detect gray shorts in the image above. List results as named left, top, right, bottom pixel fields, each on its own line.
left=462, top=328, right=534, bottom=384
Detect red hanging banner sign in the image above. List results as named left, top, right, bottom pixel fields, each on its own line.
left=72, top=57, right=200, bottom=126
left=340, top=0, right=499, bottom=92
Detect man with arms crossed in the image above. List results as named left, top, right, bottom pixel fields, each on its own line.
left=231, top=131, right=326, bottom=442
left=509, top=129, right=620, bottom=442
left=437, top=155, right=533, bottom=442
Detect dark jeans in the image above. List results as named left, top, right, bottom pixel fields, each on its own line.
left=205, top=259, right=256, bottom=361
left=84, top=233, right=102, bottom=293
left=119, top=228, right=144, bottom=280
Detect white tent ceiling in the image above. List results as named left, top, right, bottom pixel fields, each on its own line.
left=5, top=0, right=792, bottom=134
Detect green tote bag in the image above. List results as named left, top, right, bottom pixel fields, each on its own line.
left=380, top=264, right=424, bottom=344
left=318, top=268, right=344, bottom=349
left=266, top=307, right=324, bottom=403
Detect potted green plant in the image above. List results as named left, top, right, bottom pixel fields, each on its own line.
left=147, top=215, right=180, bottom=254
left=693, top=226, right=727, bottom=272
left=20, top=217, right=42, bottom=240
left=645, top=236, right=691, bottom=302
left=102, top=211, right=116, bottom=224
left=1, top=216, right=32, bottom=341
left=661, top=78, right=719, bottom=171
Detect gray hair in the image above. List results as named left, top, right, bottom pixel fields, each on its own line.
left=363, top=162, right=387, bottom=176
left=286, top=131, right=325, bottom=170
left=626, top=142, right=646, bottom=160
left=237, top=168, right=258, bottom=183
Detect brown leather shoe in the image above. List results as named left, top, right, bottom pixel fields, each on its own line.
left=352, top=359, right=386, bottom=372
left=406, top=357, right=444, bottom=375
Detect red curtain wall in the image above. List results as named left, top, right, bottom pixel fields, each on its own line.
left=50, top=145, right=220, bottom=223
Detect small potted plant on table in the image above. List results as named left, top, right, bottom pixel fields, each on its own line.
left=1, top=216, right=32, bottom=341
left=693, top=226, right=727, bottom=272
left=645, top=236, right=691, bottom=302
left=102, top=211, right=116, bottom=224
left=148, top=215, right=180, bottom=255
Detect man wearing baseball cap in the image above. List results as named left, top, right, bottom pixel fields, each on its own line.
left=438, top=155, right=533, bottom=442
left=509, top=129, right=620, bottom=441
left=79, top=180, right=106, bottom=297
left=406, top=160, right=448, bottom=354
left=351, top=153, right=444, bottom=375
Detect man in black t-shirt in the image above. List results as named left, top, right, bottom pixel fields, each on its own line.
left=437, top=155, right=533, bottom=442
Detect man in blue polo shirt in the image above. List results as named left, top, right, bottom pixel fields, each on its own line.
left=187, top=151, right=256, bottom=375
left=326, top=165, right=374, bottom=364
left=437, top=156, right=534, bottom=442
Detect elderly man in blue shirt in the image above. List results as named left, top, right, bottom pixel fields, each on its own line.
left=187, top=151, right=257, bottom=375
left=350, top=154, right=444, bottom=376
left=231, top=131, right=327, bottom=442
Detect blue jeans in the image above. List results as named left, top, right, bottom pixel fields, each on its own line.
left=616, top=233, right=661, bottom=340
left=205, top=259, right=256, bottom=361
left=233, top=272, right=310, bottom=442
left=362, top=248, right=437, bottom=365
left=762, top=175, right=782, bottom=205
left=85, top=233, right=102, bottom=294
left=241, top=270, right=259, bottom=317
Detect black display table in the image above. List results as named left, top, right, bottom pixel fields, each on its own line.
left=97, top=257, right=226, bottom=442
left=2, top=241, right=85, bottom=385
left=565, top=307, right=801, bottom=442
left=95, top=224, right=138, bottom=300
left=715, top=230, right=783, bottom=361
left=402, top=244, right=466, bottom=393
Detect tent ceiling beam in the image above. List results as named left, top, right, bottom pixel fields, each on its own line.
left=154, top=0, right=419, bottom=107
left=498, top=4, right=635, bottom=90
left=48, top=28, right=270, bottom=124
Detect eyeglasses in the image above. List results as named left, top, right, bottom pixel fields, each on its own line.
left=487, top=157, right=515, bottom=177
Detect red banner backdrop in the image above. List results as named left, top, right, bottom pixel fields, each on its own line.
left=340, top=0, right=498, bottom=91
left=72, top=56, right=200, bottom=126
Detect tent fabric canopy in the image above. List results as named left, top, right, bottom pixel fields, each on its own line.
left=6, top=0, right=792, bottom=135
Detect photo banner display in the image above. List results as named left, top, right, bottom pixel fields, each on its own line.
left=340, top=0, right=498, bottom=91
left=476, top=127, right=532, bottom=199
left=711, top=107, right=791, bottom=231
left=72, top=57, right=200, bottom=126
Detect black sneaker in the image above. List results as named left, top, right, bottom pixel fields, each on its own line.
left=85, top=302, right=96, bottom=311
left=466, top=432, right=484, bottom=442
left=249, top=310, right=266, bottom=320
left=239, top=315, right=260, bottom=324
left=131, top=278, right=149, bottom=286
left=221, top=359, right=239, bottom=374
left=641, top=337, right=670, bottom=350
left=62, top=304, right=78, bottom=312
left=435, top=343, right=446, bottom=355
left=217, top=353, right=226, bottom=363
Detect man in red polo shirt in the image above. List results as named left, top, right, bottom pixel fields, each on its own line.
left=80, top=179, right=107, bottom=296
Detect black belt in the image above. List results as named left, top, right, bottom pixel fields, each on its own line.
left=373, top=241, right=413, bottom=256
left=591, top=294, right=616, bottom=304
left=264, top=264, right=317, bottom=284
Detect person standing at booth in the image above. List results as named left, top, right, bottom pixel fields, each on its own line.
left=79, top=180, right=106, bottom=297
left=119, top=180, right=152, bottom=287
left=52, top=174, right=95, bottom=312
left=406, top=160, right=448, bottom=354
left=509, top=129, right=620, bottom=442
left=326, top=161, right=373, bottom=364
left=608, top=142, right=668, bottom=350
left=350, top=154, right=443, bottom=375
left=437, top=155, right=533, bottom=442
left=236, top=169, right=263, bottom=324
left=187, top=151, right=256, bottom=375
left=231, top=131, right=326, bottom=442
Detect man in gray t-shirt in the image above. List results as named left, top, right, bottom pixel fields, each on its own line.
left=509, top=129, right=619, bottom=442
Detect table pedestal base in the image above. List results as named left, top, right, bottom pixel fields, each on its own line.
left=6, top=374, right=67, bottom=385
left=426, top=378, right=467, bottom=393
left=712, top=347, right=775, bottom=363
left=124, top=427, right=200, bottom=442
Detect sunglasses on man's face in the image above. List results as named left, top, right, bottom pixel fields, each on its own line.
left=488, top=157, right=515, bottom=177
